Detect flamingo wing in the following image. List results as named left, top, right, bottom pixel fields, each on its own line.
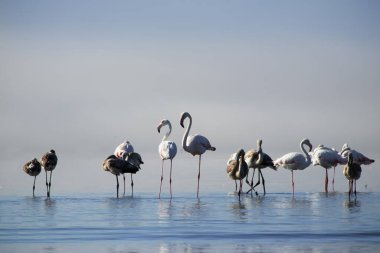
left=274, top=152, right=307, bottom=170
left=186, top=134, right=214, bottom=155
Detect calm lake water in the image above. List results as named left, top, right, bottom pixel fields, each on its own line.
left=1, top=192, right=379, bottom=253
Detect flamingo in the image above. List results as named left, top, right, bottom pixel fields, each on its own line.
left=245, top=140, right=277, bottom=195
left=227, top=149, right=248, bottom=200
left=244, top=140, right=262, bottom=195
left=157, top=119, right=177, bottom=199
left=343, top=152, right=362, bottom=200
left=23, top=158, right=41, bottom=197
left=123, top=152, right=144, bottom=197
left=273, top=139, right=312, bottom=196
left=340, top=143, right=375, bottom=166
left=180, top=112, right=216, bottom=198
left=227, top=152, right=245, bottom=192
left=226, top=153, right=239, bottom=191
left=41, top=150, right=58, bottom=198
left=114, top=140, right=135, bottom=195
left=311, top=145, right=347, bottom=193
left=103, top=154, right=142, bottom=198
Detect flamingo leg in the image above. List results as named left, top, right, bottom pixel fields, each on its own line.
left=33, top=176, right=36, bottom=198
left=159, top=160, right=164, bottom=199
left=235, top=180, right=238, bottom=192
left=116, top=175, right=119, bottom=198
left=238, top=180, right=242, bottom=201
left=197, top=155, right=201, bottom=198
left=291, top=170, right=295, bottom=196
left=325, top=168, right=328, bottom=193
left=348, top=180, right=352, bottom=200
left=252, top=169, right=262, bottom=193
left=246, top=186, right=258, bottom=195
left=260, top=170, right=266, bottom=195
left=170, top=159, right=173, bottom=199
left=332, top=166, right=336, bottom=191
left=45, top=170, right=49, bottom=198
left=246, top=169, right=258, bottom=195
left=123, top=174, right=126, bottom=196
left=48, top=171, right=53, bottom=197
left=250, top=168, right=256, bottom=188
left=354, top=180, right=357, bottom=198
left=245, top=169, right=251, bottom=188
left=131, top=174, right=134, bottom=197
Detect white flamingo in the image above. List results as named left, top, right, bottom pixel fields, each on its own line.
left=343, top=152, right=362, bottom=200
left=311, top=144, right=347, bottom=193
left=180, top=112, right=216, bottom=198
left=157, top=119, right=177, bottom=199
left=227, top=149, right=248, bottom=200
left=273, top=139, right=312, bottom=196
left=340, top=143, right=375, bottom=166
left=23, top=158, right=41, bottom=197
left=114, top=140, right=135, bottom=195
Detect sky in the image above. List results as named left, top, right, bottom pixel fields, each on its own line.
left=1, top=0, right=379, bottom=196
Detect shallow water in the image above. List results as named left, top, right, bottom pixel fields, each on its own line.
left=1, top=192, right=379, bottom=253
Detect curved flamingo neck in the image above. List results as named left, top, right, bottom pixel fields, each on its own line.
left=300, top=141, right=311, bottom=163
left=255, top=141, right=263, bottom=166
left=182, top=114, right=192, bottom=152
left=233, top=150, right=244, bottom=176
left=162, top=122, right=172, bottom=142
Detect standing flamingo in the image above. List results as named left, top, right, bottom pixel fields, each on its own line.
left=343, top=153, right=362, bottom=200
left=41, top=150, right=58, bottom=198
left=123, top=152, right=144, bottom=197
left=157, top=119, right=177, bottom=199
left=340, top=143, right=375, bottom=165
left=227, top=149, right=248, bottom=200
left=103, top=154, right=142, bottom=198
left=273, top=139, right=312, bottom=196
left=114, top=140, right=135, bottom=195
left=23, top=158, right=41, bottom=197
left=245, top=140, right=277, bottom=195
left=226, top=153, right=239, bottom=192
left=180, top=112, right=216, bottom=198
left=311, top=145, right=347, bottom=193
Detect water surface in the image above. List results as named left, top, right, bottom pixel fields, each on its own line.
left=1, top=192, right=379, bottom=252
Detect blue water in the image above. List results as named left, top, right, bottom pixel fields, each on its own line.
left=1, top=192, right=380, bottom=253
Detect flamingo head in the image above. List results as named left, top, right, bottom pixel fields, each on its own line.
left=180, top=112, right=190, bottom=128
left=341, top=143, right=350, bottom=152
left=302, top=139, right=313, bottom=152
left=157, top=119, right=169, bottom=133
left=237, top=149, right=245, bottom=161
